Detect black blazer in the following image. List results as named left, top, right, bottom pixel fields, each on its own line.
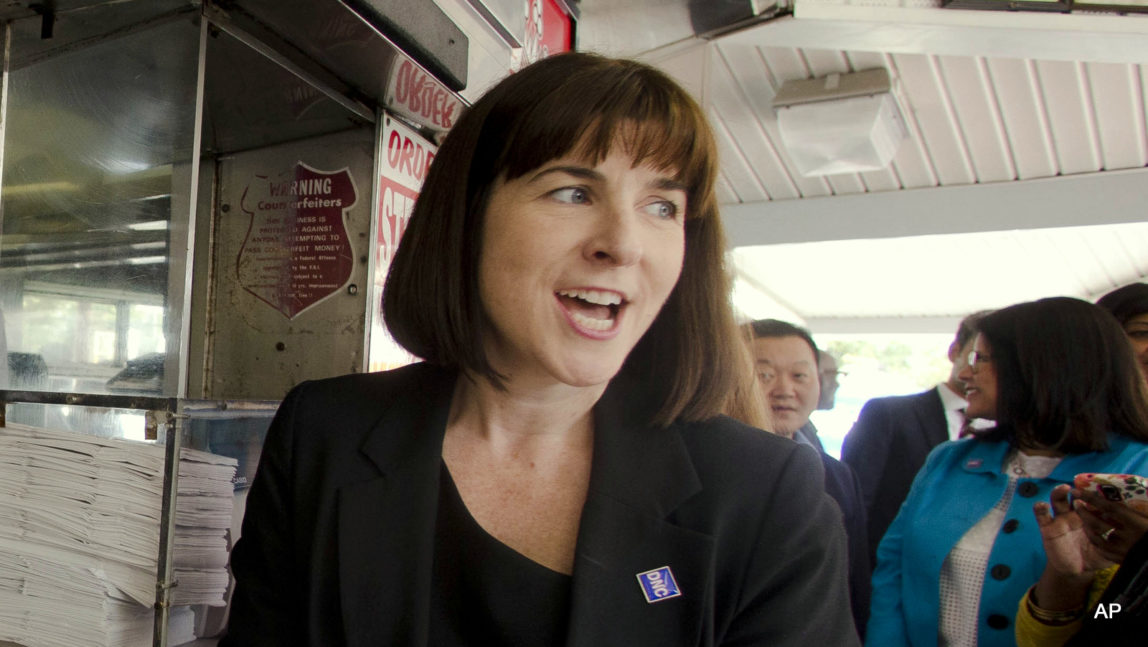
left=840, top=387, right=949, bottom=565
left=817, top=451, right=870, bottom=639
left=222, top=363, right=858, bottom=646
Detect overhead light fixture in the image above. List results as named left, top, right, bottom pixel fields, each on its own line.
left=773, top=68, right=909, bottom=177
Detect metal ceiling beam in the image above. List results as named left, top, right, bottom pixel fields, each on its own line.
left=721, top=7, right=1148, bottom=64
left=722, top=167, right=1148, bottom=247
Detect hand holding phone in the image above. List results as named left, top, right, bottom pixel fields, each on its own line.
left=1068, top=473, right=1148, bottom=562
left=1073, top=473, right=1148, bottom=513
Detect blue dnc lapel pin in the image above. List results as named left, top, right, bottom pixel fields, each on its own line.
left=636, top=566, right=681, bottom=603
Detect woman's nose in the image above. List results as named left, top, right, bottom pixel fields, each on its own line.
left=585, top=206, right=642, bottom=266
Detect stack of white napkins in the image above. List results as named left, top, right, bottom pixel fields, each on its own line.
left=0, top=423, right=237, bottom=647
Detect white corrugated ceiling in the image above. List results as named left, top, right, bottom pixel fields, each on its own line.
left=575, top=0, right=1148, bottom=332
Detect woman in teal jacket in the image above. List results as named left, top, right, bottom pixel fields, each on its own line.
left=866, top=297, right=1148, bottom=647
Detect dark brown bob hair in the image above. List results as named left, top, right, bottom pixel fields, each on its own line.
left=382, top=52, right=739, bottom=427
left=974, top=297, right=1148, bottom=452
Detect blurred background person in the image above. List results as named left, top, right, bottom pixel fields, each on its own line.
left=866, top=297, right=1148, bottom=647
left=747, top=319, right=870, bottom=639
left=1097, top=281, right=1148, bottom=382
left=818, top=350, right=843, bottom=412
left=842, top=311, right=990, bottom=565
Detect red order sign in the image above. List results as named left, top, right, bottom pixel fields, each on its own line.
left=386, top=55, right=464, bottom=132
left=369, top=115, right=438, bottom=372
left=522, top=0, right=573, bottom=66
left=377, top=116, right=436, bottom=266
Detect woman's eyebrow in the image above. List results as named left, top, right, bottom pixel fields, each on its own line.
left=529, top=166, right=687, bottom=193
left=528, top=165, right=601, bottom=183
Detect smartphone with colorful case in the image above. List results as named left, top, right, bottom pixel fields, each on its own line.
left=1074, top=473, right=1148, bottom=513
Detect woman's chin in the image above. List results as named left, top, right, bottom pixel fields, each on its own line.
left=966, top=409, right=995, bottom=422
left=560, top=365, right=625, bottom=389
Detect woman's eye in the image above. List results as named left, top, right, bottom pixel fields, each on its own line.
left=551, top=187, right=590, bottom=204
left=644, top=200, right=680, bottom=220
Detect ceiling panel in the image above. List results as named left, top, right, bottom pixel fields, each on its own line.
left=893, top=54, right=978, bottom=186
left=715, top=174, right=739, bottom=205
left=986, top=57, right=1058, bottom=180
left=939, top=55, right=1016, bottom=182
left=578, top=0, right=1148, bottom=329
left=709, top=49, right=793, bottom=201
left=710, top=109, right=771, bottom=203
left=1037, top=60, right=1104, bottom=174
left=1087, top=61, right=1147, bottom=169
left=698, top=42, right=1148, bottom=210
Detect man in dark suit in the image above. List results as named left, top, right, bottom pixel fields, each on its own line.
left=841, top=311, right=990, bottom=565
left=748, top=319, right=870, bottom=639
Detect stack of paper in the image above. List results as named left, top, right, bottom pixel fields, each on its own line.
left=0, top=423, right=237, bottom=647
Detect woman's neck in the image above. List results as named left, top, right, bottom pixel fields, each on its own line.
left=1011, top=422, right=1065, bottom=457
left=446, top=373, right=601, bottom=457
left=1015, top=444, right=1064, bottom=458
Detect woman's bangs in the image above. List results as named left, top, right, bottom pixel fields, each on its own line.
left=495, top=65, right=717, bottom=219
left=578, top=100, right=716, bottom=220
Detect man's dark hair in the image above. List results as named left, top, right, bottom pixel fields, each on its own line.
left=748, top=319, right=820, bottom=368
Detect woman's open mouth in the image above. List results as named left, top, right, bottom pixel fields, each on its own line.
left=556, top=288, right=625, bottom=334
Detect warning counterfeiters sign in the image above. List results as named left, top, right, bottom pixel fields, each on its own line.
left=237, top=162, right=358, bottom=319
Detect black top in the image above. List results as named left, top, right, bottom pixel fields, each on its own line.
left=222, top=363, right=858, bottom=647
left=429, top=463, right=572, bottom=646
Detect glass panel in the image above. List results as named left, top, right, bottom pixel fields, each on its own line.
left=20, top=293, right=118, bottom=391
left=6, top=402, right=150, bottom=440
left=0, top=10, right=202, bottom=397
left=128, top=304, right=167, bottom=359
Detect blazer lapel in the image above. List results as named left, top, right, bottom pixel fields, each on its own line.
left=336, top=366, right=454, bottom=647
left=567, top=387, right=713, bottom=647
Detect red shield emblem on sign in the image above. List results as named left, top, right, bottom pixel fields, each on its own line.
left=237, top=163, right=357, bottom=319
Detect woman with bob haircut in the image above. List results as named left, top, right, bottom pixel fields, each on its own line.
left=1012, top=283, right=1148, bottom=645
left=223, top=52, right=855, bottom=647
left=867, top=297, right=1148, bottom=647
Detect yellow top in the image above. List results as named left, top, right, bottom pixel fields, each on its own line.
left=1014, top=565, right=1119, bottom=647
